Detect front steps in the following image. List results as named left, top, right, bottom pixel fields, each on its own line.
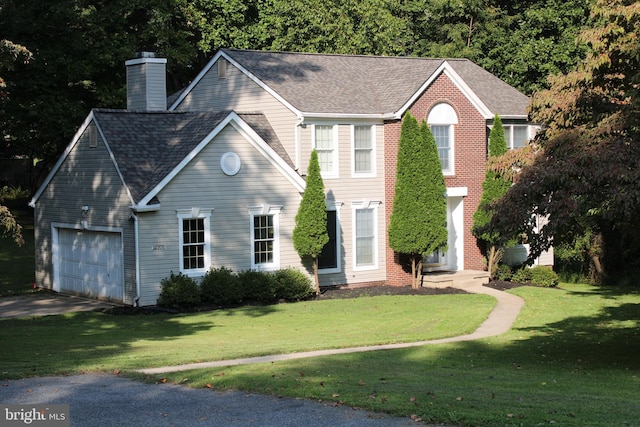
left=421, top=270, right=490, bottom=290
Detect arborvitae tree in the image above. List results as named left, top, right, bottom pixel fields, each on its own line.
left=472, top=114, right=512, bottom=278
left=388, top=112, right=448, bottom=288
left=293, top=150, right=328, bottom=294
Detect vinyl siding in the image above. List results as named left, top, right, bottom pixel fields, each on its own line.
left=33, top=122, right=137, bottom=304
left=298, top=122, right=387, bottom=287
left=173, top=59, right=299, bottom=167
left=136, top=124, right=304, bottom=306
left=127, top=61, right=166, bottom=110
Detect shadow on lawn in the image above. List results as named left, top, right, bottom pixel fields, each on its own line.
left=0, top=311, right=216, bottom=379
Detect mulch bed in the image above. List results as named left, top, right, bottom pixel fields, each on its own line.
left=105, top=281, right=526, bottom=315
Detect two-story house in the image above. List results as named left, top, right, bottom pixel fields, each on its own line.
left=30, top=49, right=539, bottom=306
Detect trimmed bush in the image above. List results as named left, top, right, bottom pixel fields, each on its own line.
left=512, top=266, right=559, bottom=287
left=201, top=267, right=244, bottom=307
left=494, top=263, right=513, bottom=281
left=274, top=268, right=314, bottom=301
left=157, top=272, right=201, bottom=308
left=238, top=270, right=277, bottom=304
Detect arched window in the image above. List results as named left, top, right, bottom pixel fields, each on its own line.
left=427, top=103, right=458, bottom=175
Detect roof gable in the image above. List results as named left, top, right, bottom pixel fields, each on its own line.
left=31, top=110, right=300, bottom=208
left=170, top=49, right=529, bottom=119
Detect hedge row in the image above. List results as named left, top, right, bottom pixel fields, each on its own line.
left=494, top=264, right=559, bottom=287
left=157, top=267, right=314, bottom=309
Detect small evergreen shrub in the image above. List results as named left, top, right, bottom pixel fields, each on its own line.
left=494, top=263, right=513, bottom=281
left=157, top=272, right=201, bottom=308
left=200, top=267, right=244, bottom=307
left=528, top=266, right=559, bottom=287
left=238, top=270, right=277, bottom=304
left=512, top=266, right=559, bottom=287
left=273, top=268, right=314, bottom=301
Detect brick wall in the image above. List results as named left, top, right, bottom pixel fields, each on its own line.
left=385, top=72, right=488, bottom=286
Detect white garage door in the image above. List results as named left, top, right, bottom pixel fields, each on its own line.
left=57, top=229, right=124, bottom=301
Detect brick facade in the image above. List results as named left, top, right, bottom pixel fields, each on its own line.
left=385, top=72, right=488, bottom=286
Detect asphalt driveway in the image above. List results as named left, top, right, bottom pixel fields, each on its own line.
left=0, top=374, right=424, bottom=426
left=0, top=292, right=115, bottom=319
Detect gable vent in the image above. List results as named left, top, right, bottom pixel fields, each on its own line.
left=218, top=58, right=227, bottom=79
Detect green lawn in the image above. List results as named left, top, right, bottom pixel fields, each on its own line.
left=0, top=293, right=494, bottom=378
left=151, top=284, right=640, bottom=427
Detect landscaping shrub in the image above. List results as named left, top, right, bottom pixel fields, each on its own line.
left=157, top=272, right=201, bottom=308
left=512, top=266, right=559, bottom=287
left=238, top=270, right=277, bottom=304
left=494, top=263, right=513, bottom=281
left=200, top=266, right=244, bottom=307
left=273, top=268, right=314, bottom=301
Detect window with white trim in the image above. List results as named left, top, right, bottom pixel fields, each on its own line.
left=313, top=124, right=338, bottom=178
left=177, top=209, right=212, bottom=275
left=352, top=125, right=375, bottom=176
left=427, top=103, right=458, bottom=175
left=352, top=201, right=380, bottom=270
left=504, top=125, right=529, bottom=149
left=249, top=206, right=281, bottom=270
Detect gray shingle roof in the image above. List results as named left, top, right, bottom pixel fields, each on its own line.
left=222, top=49, right=529, bottom=117
left=93, top=109, right=291, bottom=204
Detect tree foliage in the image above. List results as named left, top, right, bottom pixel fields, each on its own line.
left=389, top=113, right=447, bottom=288
left=472, top=115, right=512, bottom=277
left=487, top=0, right=640, bottom=284
left=293, top=150, right=328, bottom=294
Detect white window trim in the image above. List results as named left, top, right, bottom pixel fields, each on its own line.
left=503, top=124, right=531, bottom=149
left=248, top=205, right=282, bottom=271
left=351, top=200, right=381, bottom=271
left=312, top=123, right=339, bottom=179
left=319, top=201, right=343, bottom=274
left=177, top=208, right=213, bottom=276
left=428, top=103, right=458, bottom=176
left=351, top=124, right=376, bottom=178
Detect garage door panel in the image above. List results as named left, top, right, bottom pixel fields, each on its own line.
left=57, top=229, right=124, bottom=302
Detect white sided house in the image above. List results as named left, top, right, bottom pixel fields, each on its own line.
left=30, top=49, right=550, bottom=306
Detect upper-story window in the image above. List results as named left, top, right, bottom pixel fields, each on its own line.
left=427, top=103, right=458, bottom=175
left=352, top=125, right=375, bottom=177
left=504, top=125, right=529, bottom=149
left=313, top=124, right=338, bottom=178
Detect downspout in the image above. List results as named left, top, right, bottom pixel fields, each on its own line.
left=130, top=211, right=141, bottom=307
left=294, top=115, right=304, bottom=170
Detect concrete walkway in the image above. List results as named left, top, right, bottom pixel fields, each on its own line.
left=0, top=291, right=116, bottom=319
left=138, top=276, right=525, bottom=375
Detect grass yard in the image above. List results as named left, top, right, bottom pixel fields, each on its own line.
left=0, top=293, right=494, bottom=378
left=148, top=284, right=640, bottom=427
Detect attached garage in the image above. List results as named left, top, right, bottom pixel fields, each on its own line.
left=54, top=227, right=124, bottom=302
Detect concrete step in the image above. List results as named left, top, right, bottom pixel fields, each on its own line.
left=421, top=270, right=489, bottom=289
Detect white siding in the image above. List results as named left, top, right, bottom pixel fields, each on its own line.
left=136, top=125, right=305, bottom=306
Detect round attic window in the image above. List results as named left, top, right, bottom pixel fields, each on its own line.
left=220, top=152, right=241, bottom=176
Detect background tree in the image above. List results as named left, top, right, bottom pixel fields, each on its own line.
left=486, top=0, right=640, bottom=284
left=292, top=150, right=328, bottom=294
left=388, top=113, right=447, bottom=288
left=472, top=114, right=512, bottom=278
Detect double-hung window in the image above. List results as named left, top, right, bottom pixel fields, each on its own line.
left=249, top=205, right=281, bottom=271
left=352, top=201, right=380, bottom=270
left=313, top=124, right=338, bottom=178
left=504, top=125, right=529, bottom=149
left=177, top=209, right=212, bottom=275
left=427, top=103, right=458, bottom=175
left=352, top=125, right=375, bottom=176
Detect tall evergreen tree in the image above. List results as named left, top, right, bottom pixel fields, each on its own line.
left=293, top=150, right=328, bottom=294
left=389, top=113, right=448, bottom=288
left=472, top=114, right=512, bottom=278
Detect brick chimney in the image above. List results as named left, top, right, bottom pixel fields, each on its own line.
left=125, top=51, right=167, bottom=110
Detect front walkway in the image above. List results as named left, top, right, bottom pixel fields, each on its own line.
left=137, top=271, right=525, bottom=375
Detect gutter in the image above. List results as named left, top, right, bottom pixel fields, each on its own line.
left=294, top=115, right=304, bottom=170
left=130, top=211, right=141, bottom=307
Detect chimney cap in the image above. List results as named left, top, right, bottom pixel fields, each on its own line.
left=135, top=51, right=157, bottom=59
